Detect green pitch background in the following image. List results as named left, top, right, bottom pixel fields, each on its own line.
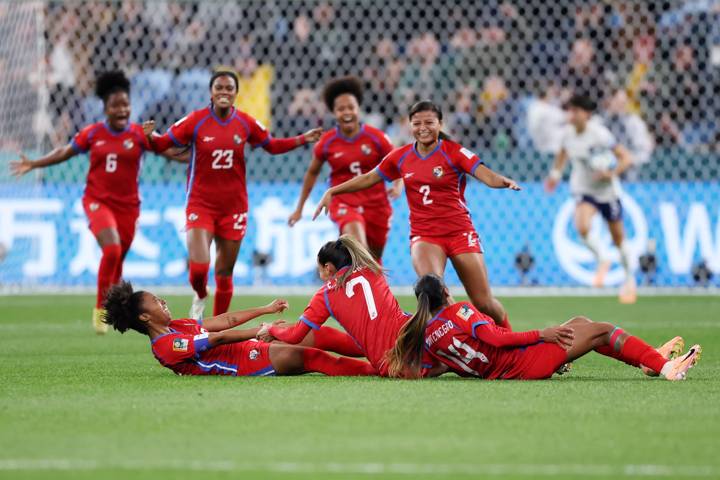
left=1, top=294, right=718, bottom=479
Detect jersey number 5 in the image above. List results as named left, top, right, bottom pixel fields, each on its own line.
left=349, top=161, right=362, bottom=177
left=345, top=276, right=378, bottom=320
left=211, top=149, right=234, bottom=169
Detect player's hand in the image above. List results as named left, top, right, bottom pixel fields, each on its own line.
left=544, top=177, right=559, bottom=193
left=142, top=120, right=156, bottom=138
left=502, top=177, right=521, bottom=191
left=256, top=322, right=275, bottom=342
left=9, top=153, right=33, bottom=177
left=387, top=180, right=403, bottom=199
left=539, top=326, right=575, bottom=350
left=288, top=209, right=302, bottom=227
left=312, top=191, right=332, bottom=220
left=264, top=299, right=289, bottom=314
left=593, top=170, right=614, bottom=181
left=302, top=127, right=323, bottom=144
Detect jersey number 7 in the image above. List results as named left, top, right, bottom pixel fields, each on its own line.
left=345, top=276, right=378, bottom=320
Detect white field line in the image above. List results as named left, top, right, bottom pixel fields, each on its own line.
left=0, top=460, right=716, bottom=477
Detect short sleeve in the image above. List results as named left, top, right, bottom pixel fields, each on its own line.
left=313, top=136, right=327, bottom=163
left=71, top=125, right=95, bottom=153
left=167, top=113, right=195, bottom=147
left=375, top=151, right=401, bottom=182
left=132, top=126, right=152, bottom=151
left=451, top=303, right=491, bottom=338
left=453, top=145, right=484, bottom=174
left=246, top=115, right=271, bottom=147
left=372, top=130, right=394, bottom=157
left=153, top=332, right=210, bottom=365
left=300, top=288, right=332, bottom=330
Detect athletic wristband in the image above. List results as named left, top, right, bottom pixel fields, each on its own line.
left=548, top=169, right=562, bottom=181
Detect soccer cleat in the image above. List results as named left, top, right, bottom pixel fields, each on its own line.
left=92, top=307, right=108, bottom=335
left=189, top=294, right=206, bottom=321
left=592, top=260, right=610, bottom=287
left=555, top=363, right=572, bottom=376
left=618, top=277, right=637, bottom=304
left=662, top=344, right=702, bottom=381
left=641, top=336, right=684, bottom=376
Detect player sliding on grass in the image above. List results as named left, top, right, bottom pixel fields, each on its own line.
left=313, top=100, right=519, bottom=328
left=257, top=235, right=432, bottom=377
left=144, top=68, right=322, bottom=319
left=386, top=274, right=701, bottom=380
left=10, top=71, right=187, bottom=335
left=102, top=281, right=375, bottom=377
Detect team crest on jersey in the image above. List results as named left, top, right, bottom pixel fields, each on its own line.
left=338, top=207, right=347, bottom=216
left=89, top=202, right=99, bottom=212
left=233, top=134, right=243, bottom=145
left=123, top=138, right=134, bottom=149
left=249, top=349, right=259, bottom=360
left=188, top=213, right=199, bottom=221
left=172, top=338, right=189, bottom=352
left=361, top=144, right=372, bottom=155
left=456, top=305, right=473, bottom=321
left=433, top=166, right=444, bottom=178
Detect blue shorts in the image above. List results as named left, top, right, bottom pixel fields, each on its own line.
left=577, top=195, right=623, bottom=223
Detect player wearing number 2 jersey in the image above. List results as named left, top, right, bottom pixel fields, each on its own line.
left=258, top=235, right=413, bottom=376
left=288, top=77, right=401, bottom=260
left=314, top=100, right=520, bottom=328
left=146, top=69, right=322, bottom=319
left=10, top=71, right=186, bottom=334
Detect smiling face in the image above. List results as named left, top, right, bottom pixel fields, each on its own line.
left=410, top=110, right=442, bottom=147
left=333, top=93, right=360, bottom=134
left=210, top=74, right=238, bottom=110
left=104, top=91, right=131, bottom=131
left=138, top=292, right=172, bottom=328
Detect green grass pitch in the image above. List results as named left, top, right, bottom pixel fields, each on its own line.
left=0, top=294, right=718, bottom=479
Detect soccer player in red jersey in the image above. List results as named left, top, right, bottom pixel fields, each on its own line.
left=257, top=235, right=418, bottom=377
left=287, top=76, right=401, bottom=260
left=386, top=274, right=702, bottom=381
left=10, top=71, right=186, bottom=334
left=102, top=281, right=375, bottom=377
left=144, top=69, right=322, bottom=319
left=314, top=100, right=519, bottom=327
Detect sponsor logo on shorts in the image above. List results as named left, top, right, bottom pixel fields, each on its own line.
left=433, top=166, right=444, bottom=178
left=233, top=134, right=243, bottom=145
left=188, top=213, right=199, bottom=221
left=249, top=349, right=259, bottom=360
left=465, top=231, right=478, bottom=247
left=89, top=202, right=99, bottom=212
left=123, top=139, right=134, bottom=149
left=457, top=305, right=473, bottom=321
left=361, top=144, right=372, bottom=155
left=172, top=338, right=189, bottom=352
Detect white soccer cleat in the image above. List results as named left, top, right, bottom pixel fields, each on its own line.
left=661, top=345, right=702, bottom=381
left=189, top=294, right=206, bottom=321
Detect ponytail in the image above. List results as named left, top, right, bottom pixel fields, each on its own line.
left=317, top=234, right=383, bottom=287
left=385, top=274, right=448, bottom=378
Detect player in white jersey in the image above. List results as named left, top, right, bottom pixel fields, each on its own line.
left=545, top=94, right=636, bottom=303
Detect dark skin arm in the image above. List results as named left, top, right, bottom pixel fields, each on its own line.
left=201, top=299, right=289, bottom=332
left=10, top=145, right=76, bottom=176
left=206, top=327, right=261, bottom=348
left=288, top=155, right=324, bottom=226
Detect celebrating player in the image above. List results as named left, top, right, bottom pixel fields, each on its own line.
left=287, top=76, right=401, bottom=260
left=313, top=100, right=519, bottom=327
left=10, top=71, right=187, bottom=334
left=102, top=281, right=375, bottom=377
left=257, top=235, right=431, bottom=377
left=144, top=68, right=322, bottom=319
left=545, top=94, right=636, bottom=303
left=386, top=274, right=701, bottom=380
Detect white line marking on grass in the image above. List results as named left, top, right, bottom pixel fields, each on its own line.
left=0, top=460, right=716, bottom=477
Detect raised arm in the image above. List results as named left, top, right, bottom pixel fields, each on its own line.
left=312, top=169, right=383, bottom=219
left=545, top=148, right=568, bottom=192
left=471, top=164, right=521, bottom=190
left=201, top=299, right=288, bottom=332
left=261, top=127, right=323, bottom=155
left=10, top=145, right=76, bottom=177
left=288, top=155, right=324, bottom=226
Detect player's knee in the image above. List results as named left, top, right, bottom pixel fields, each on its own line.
left=102, top=243, right=122, bottom=263
left=271, top=346, right=305, bottom=375
left=564, top=315, right=592, bottom=326
left=469, top=294, right=495, bottom=314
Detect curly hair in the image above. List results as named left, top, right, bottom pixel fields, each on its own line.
left=95, top=70, right=130, bottom=103
left=322, top=76, right=364, bottom=111
left=102, top=281, right=148, bottom=334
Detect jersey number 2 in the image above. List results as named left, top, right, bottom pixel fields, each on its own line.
left=419, top=184, right=433, bottom=205
left=345, top=276, right=378, bottom=320
left=211, top=149, right=234, bottom=169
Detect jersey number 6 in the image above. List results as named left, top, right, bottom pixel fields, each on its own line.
left=345, top=276, right=378, bottom=320
left=105, top=153, right=117, bottom=173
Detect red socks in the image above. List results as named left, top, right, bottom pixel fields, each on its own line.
left=301, top=348, right=376, bottom=376
left=97, top=244, right=122, bottom=308
left=312, top=327, right=365, bottom=357
left=595, top=327, right=667, bottom=373
left=213, top=274, right=233, bottom=316
left=189, top=261, right=209, bottom=299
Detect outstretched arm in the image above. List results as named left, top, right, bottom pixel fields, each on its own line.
left=471, top=164, right=521, bottom=190
left=261, top=127, right=323, bottom=154
left=201, top=299, right=288, bottom=332
left=288, top=155, right=323, bottom=226
left=313, top=170, right=383, bottom=219
left=10, top=145, right=76, bottom=177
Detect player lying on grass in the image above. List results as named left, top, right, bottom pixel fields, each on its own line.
left=102, top=281, right=375, bottom=377
left=386, top=274, right=702, bottom=381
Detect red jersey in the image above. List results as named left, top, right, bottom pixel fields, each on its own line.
left=299, top=267, right=409, bottom=373
left=375, top=140, right=483, bottom=237
left=167, top=106, right=270, bottom=214
left=71, top=122, right=152, bottom=211
left=423, top=302, right=540, bottom=379
left=151, top=319, right=273, bottom=376
left=314, top=124, right=394, bottom=207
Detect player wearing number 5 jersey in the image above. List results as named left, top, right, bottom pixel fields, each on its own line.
left=257, top=235, right=418, bottom=377
left=146, top=68, right=322, bottom=319
left=288, top=76, right=401, bottom=260
left=10, top=71, right=186, bottom=334
left=314, top=100, right=520, bottom=328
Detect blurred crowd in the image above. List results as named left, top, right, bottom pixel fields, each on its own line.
left=3, top=0, right=720, bottom=161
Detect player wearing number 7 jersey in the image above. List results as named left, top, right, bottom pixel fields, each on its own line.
left=314, top=100, right=520, bottom=328
left=257, top=235, right=421, bottom=377
left=145, top=68, right=322, bottom=319
left=10, top=71, right=187, bottom=334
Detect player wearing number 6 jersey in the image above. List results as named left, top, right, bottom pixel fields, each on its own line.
left=257, top=235, right=418, bottom=377
left=145, top=68, right=322, bottom=319
left=386, top=274, right=701, bottom=381
left=10, top=71, right=186, bottom=334
left=314, top=100, right=520, bottom=328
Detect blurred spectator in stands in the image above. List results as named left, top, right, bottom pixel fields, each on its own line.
left=362, top=37, right=405, bottom=124
left=605, top=88, right=654, bottom=179
left=526, top=80, right=567, bottom=155
left=93, top=1, right=150, bottom=75
left=442, top=27, right=479, bottom=91
left=311, top=2, right=349, bottom=78
left=476, top=75, right=515, bottom=151
left=46, top=11, right=81, bottom=144
left=447, top=84, right=480, bottom=148
left=281, top=88, right=323, bottom=134
left=232, top=38, right=273, bottom=128
left=561, top=38, right=607, bottom=97
left=395, top=33, right=444, bottom=107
